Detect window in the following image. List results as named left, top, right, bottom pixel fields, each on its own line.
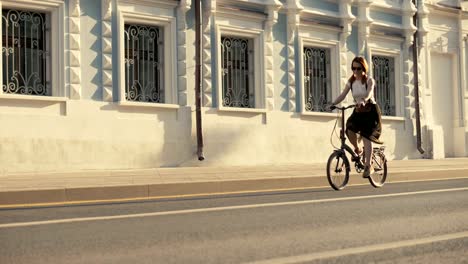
left=303, top=47, right=331, bottom=112
left=2, top=9, right=50, bottom=96
left=220, top=36, right=254, bottom=108
left=372, top=55, right=396, bottom=116
left=117, top=6, right=178, bottom=107
left=124, top=23, right=164, bottom=103
left=215, top=23, right=264, bottom=112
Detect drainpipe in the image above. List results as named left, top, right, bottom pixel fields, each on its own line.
left=412, top=0, right=425, bottom=154
left=195, top=0, right=205, bottom=161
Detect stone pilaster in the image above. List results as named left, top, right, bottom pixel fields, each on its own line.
left=402, top=1, right=417, bottom=123
left=356, top=0, right=373, bottom=59
left=286, top=0, right=302, bottom=112
left=177, top=0, right=191, bottom=106
left=69, top=0, right=81, bottom=99
left=202, top=0, right=215, bottom=107
left=102, top=0, right=113, bottom=102
left=339, top=0, right=355, bottom=95
left=458, top=14, right=467, bottom=127
left=264, top=4, right=280, bottom=111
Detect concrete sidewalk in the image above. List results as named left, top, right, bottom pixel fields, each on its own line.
left=1, top=158, right=468, bottom=208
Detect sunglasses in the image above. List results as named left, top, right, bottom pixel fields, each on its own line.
left=352, top=67, right=363, bottom=71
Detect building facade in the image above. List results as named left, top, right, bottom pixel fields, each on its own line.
left=0, top=0, right=467, bottom=174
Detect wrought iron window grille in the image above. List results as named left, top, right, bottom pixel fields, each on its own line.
left=221, top=36, right=255, bottom=108
left=2, top=9, right=50, bottom=96
left=124, top=24, right=164, bottom=103
left=303, top=47, right=332, bottom=112
left=372, top=55, right=396, bottom=116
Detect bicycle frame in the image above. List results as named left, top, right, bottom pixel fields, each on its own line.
left=331, top=105, right=364, bottom=169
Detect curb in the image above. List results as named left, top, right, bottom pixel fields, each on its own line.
left=1, top=168, right=468, bottom=209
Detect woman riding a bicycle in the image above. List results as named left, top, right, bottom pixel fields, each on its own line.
left=330, top=56, right=383, bottom=178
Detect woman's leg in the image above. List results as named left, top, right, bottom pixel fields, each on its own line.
left=363, top=137, right=372, bottom=167
left=347, top=130, right=361, bottom=154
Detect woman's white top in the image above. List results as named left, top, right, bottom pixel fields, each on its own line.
left=346, top=77, right=376, bottom=104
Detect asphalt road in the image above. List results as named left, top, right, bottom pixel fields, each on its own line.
left=0, top=178, right=467, bottom=264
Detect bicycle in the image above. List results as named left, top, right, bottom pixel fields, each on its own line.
left=326, top=105, right=387, bottom=190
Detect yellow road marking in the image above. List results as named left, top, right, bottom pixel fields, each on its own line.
left=1, top=186, right=467, bottom=229
left=1, top=176, right=467, bottom=209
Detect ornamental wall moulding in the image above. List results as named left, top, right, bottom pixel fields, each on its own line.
left=102, top=0, right=113, bottom=102
left=430, top=36, right=450, bottom=52
left=177, top=0, right=191, bottom=106
left=201, top=0, right=215, bottom=107
left=69, top=0, right=82, bottom=100
left=462, top=0, right=468, bottom=11
left=201, top=0, right=282, bottom=108
left=119, top=0, right=179, bottom=8
left=286, top=0, right=302, bottom=112
left=217, top=0, right=282, bottom=8
left=264, top=2, right=282, bottom=111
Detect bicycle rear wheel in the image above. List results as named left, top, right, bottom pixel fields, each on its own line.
left=368, top=151, right=387, bottom=188
left=326, top=151, right=350, bottom=190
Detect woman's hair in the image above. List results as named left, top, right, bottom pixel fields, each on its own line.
left=348, top=56, right=369, bottom=85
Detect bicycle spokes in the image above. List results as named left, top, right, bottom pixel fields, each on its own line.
left=327, top=152, right=350, bottom=191
left=334, top=157, right=345, bottom=173
left=368, top=152, right=387, bottom=188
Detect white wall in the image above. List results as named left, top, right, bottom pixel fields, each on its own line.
left=0, top=0, right=466, bottom=175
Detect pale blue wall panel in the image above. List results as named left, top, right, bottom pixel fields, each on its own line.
left=80, top=0, right=102, bottom=101
left=210, top=19, right=218, bottom=108
left=112, top=0, right=118, bottom=101
left=273, top=13, right=289, bottom=112
left=300, top=0, right=339, bottom=12
left=347, top=26, right=358, bottom=56
left=371, top=11, right=402, bottom=24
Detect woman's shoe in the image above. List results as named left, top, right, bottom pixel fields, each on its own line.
left=363, top=166, right=374, bottom=178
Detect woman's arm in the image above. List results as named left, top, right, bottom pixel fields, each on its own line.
left=362, top=77, right=375, bottom=101
left=331, top=83, right=351, bottom=105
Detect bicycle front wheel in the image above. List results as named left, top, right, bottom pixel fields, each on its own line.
left=326, top=151, right=350, bottom=191
left=368, top=151, right=387, bottom=188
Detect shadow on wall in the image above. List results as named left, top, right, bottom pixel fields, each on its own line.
left=157, top=107, right=194, bottom=167
left=96, top=103, right=194, bottom=169
left=183, top=111, right=251, bottom=167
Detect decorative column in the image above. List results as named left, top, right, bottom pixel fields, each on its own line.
left=264, top=1, right=281, bottom=111
left=457, top=4, right=468, bottom=155
left=417, top=0, right=431, bottom=153
left=69, top=0, right=81, bottom=99
left=177, top=0, right=191, bottom=106
left=461, top=1, right=468, bottom=153
left=463, top=34, right=468, bottom=128
left=416, top=0, right=429, bottom=93
left=102, top=0, right=113, bottom=102
left=202, top=0, right=216, bottom=107
left=458, top=14, right=467, bottom=127
left=339, top=0, right=355, bottom=98
left=286, top=0, right=302, bottom=112
left=356, top=0, right=373, bottom=59
left=402, top=1, right=417, bottom=122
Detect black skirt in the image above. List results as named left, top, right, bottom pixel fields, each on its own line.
left=346, top=103, right=383, bottom=144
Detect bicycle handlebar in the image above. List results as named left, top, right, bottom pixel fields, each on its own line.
left=329, top=105, right=356, bottom=111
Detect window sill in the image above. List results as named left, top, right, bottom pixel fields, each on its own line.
left=117, top=101, right=180, bottom=110
left=218, top=106, right=267, bottom=114
left=300, top=111, right=336, bottom=117
left=0, top=94, right=67, bottom=103
left=382, top=116, right=406, bottom=121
